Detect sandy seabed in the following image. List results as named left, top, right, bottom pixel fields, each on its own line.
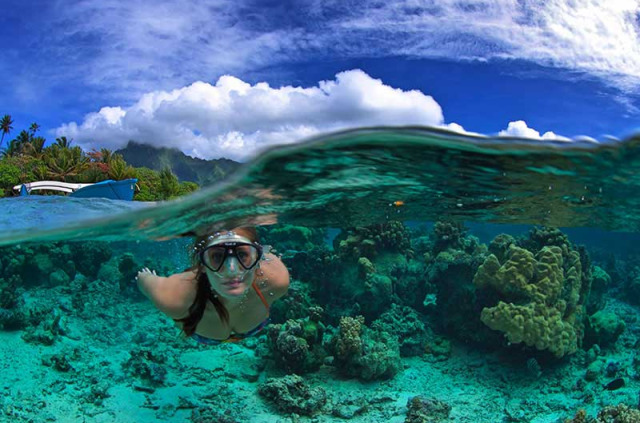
left=0, top=289, right=638, bottom=423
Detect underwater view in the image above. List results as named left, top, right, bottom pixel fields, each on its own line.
left=2, top=127, right=640, bottom=423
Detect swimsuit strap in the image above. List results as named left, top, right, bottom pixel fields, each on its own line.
left=252, top=281, right=270, bottom=311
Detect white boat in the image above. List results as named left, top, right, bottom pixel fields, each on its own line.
left=13, top=179, right=137, bottom=201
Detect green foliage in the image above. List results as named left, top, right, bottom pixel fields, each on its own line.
left=159, top=166, right=180, bottom=200
left=108, top=154, right=136, bottom=180
left=133, top=167, right=161, bottom=201
left=0, top=161, right=20, bottom=197
left=178, top=181, right=199, bottom=196
left=43, top=145, right=88, bottom=182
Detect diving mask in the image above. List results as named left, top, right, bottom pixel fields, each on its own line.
left=198, top=231, right=263, bottom=273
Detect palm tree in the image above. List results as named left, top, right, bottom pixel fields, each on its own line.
left=159, top=166, right=180, bottom=199
left=100, top=148, right=113, bottom=164
left=11, top=130, right=32, bottom=155
left=55, top=136, right=71, bottom=148
left=44, top=145, right=88, bottom=182
left=1, top=139, right=21, bottom=158
left=29, top=122, right=40, bottom=136
left=0, top=115, right=13, bottom=149
left=23, top=136, right=46, bottom=159
left=107, top=154, right=136, bottom=180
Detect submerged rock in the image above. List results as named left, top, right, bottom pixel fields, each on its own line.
left=405, top=396, right=451, bottom=423
left=258, top=374, right=327, bottom=417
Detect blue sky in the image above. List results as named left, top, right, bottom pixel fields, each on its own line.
left=1, top=0, right=639, bottom=160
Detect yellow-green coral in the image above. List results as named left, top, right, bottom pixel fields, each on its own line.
left=480, top=301, right=578, bottom=357
left=474, top=245, right=585, bottom=357
left=358, top=257, right=375, bottom=279
left=335, top=315, right=365, bottom=360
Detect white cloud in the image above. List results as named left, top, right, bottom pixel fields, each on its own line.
left=498, top=120, right=571, bottom=141
left=55, top=70, right=445, bottom=161
left=444, top=122, right=484, bottom=137
left=327, top=0, right=640, bottom=92
left=42, top=0, right=640, bottom=103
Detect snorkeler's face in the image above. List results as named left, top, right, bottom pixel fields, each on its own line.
left=197, top=232, right=262, bottom=297
left=205, top=259, right=256, bottom=297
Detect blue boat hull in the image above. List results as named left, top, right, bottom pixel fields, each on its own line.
left=70, top=179, right=137, bottom=201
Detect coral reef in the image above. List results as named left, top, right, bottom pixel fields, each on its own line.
left=68, top=242, right=112, bottom=279
left=122, top=347, right=168, bottom=387
left=266, top=306, right=327, bottom=374
left=335, top=221, right=412, bottom=260
left=405, top=396, right=452, bottom=423
left=430, top=221, right=468, bottom=254
left=356, top=272, right=394, bottom=321
left=258, top=224, right=327, bottom=252
left=258, top=374, right=327, bottom=416
left=488, top=233, right=517, bottom=263
left=565, top=404, right=640, bottom=423
left=584, top=311, right=626, bottom=348
left=424, top=238, right=495, bottom=346
left=623, top=266, right=640, bottom=306
left=330, top=315, right=402, bottom=381
left=191, top=407, right=239, bottom=423
left=281, top=246, right=352, bottom=319
left=22, top=308, right=66, bottom=346
left=474, top=244, right=586, bottom=357
left=371, top=304, right=428, bottom=357
left=587, top=266, right=611, bottom=313
left=269, top=279, right=316, bottom=322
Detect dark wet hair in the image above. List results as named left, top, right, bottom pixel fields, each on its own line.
left=174, top=226, right=259, bottom=336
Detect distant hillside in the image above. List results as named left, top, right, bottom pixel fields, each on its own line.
left=115, top=141, right=241, bottom=186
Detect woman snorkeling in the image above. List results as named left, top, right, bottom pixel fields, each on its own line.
left=136, top=227, right=289, bottom=345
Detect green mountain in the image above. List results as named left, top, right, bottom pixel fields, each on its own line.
left=115, top=141, right=241, bottom=187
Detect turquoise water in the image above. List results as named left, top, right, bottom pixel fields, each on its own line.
left=1, top=127, right=640, bottom=422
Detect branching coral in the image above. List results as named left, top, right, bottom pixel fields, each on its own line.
left=474, top=245, right=586, bottom=357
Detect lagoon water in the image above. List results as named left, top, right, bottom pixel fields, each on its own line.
left=1, top=127, right=640, bottom=422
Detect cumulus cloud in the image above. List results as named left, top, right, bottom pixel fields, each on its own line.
left=443, top=122, right=483, bottom=137
left=498, top=120, right=570, bottom=141
left=55, top=70, right=445, bottom=161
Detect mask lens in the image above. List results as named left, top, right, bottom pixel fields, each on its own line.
left=204, top=246, right=226, bottom=271
left=236, top=245, right=259, bottom=269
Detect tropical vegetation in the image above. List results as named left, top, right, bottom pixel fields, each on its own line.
left=0, top=115, right=201, bottom=201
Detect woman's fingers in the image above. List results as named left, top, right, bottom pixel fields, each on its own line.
left=135, top=267, right=157, bottom=281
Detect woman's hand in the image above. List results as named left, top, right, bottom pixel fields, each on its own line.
left=135, top=267, right=160, bottom=298
left=135, top=267, right=157, bottom=281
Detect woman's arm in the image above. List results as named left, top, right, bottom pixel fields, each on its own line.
left=137, top=269, right=192, bottom=318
